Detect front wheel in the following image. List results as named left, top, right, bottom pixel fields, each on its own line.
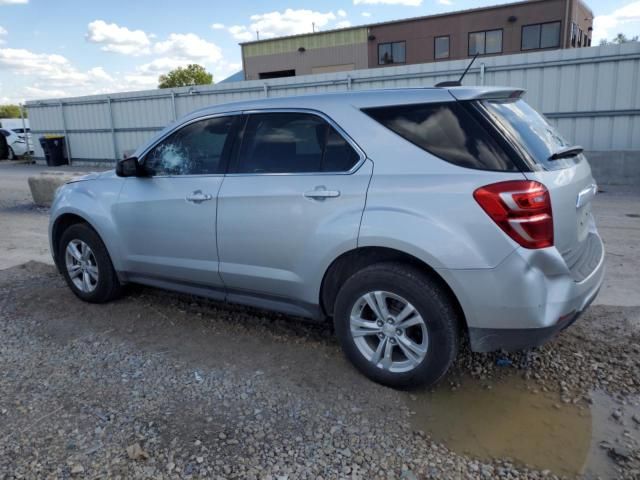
left=58, top=223, right=122, bottom=303
left=334, top=262, right=459, bottom=388
left=7, top=147, right=15, bottom=160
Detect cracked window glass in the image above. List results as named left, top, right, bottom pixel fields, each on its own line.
left=144, top=116, right=234, bottom=176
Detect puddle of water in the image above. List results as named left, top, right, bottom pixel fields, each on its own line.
left=406, top=376, right=638, bottom=477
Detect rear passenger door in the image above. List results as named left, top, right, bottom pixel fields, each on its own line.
left=217, top=111, right=372, bottom=314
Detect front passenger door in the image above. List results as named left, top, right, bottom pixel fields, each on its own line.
left=114, top=115, right=238, bottom=293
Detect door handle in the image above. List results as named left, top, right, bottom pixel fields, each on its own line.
left=304, top=188, right=341, bottom=200
left=186, top=190, right=213, bottom=204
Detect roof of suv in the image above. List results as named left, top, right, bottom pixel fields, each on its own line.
left=185, top=86, right=524, bottom=119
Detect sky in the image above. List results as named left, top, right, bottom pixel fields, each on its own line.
left=0, top=0, right=639, bottom=104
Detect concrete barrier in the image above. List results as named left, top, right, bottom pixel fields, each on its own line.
left=27, top=171, right=87, bottom=207
left=587, top=151, right=640, bottom=187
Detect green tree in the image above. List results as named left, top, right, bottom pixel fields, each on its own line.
left=600, top=33, right=639, bottom=45
left=0, top=104, right=24, bottom=118
left=158, top=64, right=213, bottom=89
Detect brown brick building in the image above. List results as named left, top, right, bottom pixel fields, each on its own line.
left=241, top=0, right=594, bottom=80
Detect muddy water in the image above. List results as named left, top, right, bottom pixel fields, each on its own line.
left=405, top=376, right=636, bottom=477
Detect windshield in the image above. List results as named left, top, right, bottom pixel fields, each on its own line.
left=482, top=99, right=582, bottom=170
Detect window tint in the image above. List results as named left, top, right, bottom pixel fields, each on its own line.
left=144, top=116, right=234, bottom=176
left=482, top=99, right=578, bottom=171
left=323, top=126, right=360, bottom=172
left=363, top=102, right=517, bottom=171
left=234, top=113, right=359, bottom=174
left=434, top=36, right=450, bottom=59
left=0, top=130, right=9, bottom=137
left=378, top=41, right=406, bottom=65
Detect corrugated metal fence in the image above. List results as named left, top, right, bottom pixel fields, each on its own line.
left=26, top=42, right=640, bottom=164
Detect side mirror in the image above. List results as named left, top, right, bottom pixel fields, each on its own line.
left=116, top=156, right=143, bottom=177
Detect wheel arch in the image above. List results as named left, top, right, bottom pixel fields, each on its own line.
left=51, top=213, right=106, bottom=271
left=320, top=246, right=467, bottom=331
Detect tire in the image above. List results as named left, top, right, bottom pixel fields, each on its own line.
left=58, top=223, right=122, bottom=303
left=334, top=262, right=459, bottom=389
left=7, top=147, right=15, bottom=160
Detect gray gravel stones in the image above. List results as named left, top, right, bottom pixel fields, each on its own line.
left=0, top=262, right=638, bottom=479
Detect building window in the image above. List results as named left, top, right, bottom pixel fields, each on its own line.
left=259, top=69, right=295, bottom=80
left=378, top=41, right=406, bottom=65
left=468, top=29, right=502, bottom=56
left=587, top=36, right=591, bottom=47
left=571, top=23, right=578, bottom=47
left=521, top=21, right=561, bottom=50
left=434, top=35, right=450, bottom=59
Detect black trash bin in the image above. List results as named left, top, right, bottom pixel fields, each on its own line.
left=39, top=136, right=68, bottom=166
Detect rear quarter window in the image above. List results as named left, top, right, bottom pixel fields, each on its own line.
left=481, top=99, right=581, bottom=171
left=362, top=102, right=518, bottom=171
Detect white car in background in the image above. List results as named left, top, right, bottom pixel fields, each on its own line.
left=0, top=128, right=32, bottom=159
left=11, top=127, right=33, bottom=146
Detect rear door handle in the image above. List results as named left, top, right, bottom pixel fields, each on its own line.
left=186, top=190, right=213, bottom=204
left=304, top=188, right=341, bottom=200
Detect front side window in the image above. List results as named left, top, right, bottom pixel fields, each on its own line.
left=522, top=21, right=561, bottom=50
left=144, top=116, right=234, bottom=176
left=378, top=41, right=406, bottom=65
left=434, top=35, right=450, bottom=59
left=233, top=112, right=360, bottom=174
left=362, top=102, right=517, bottom=171
left=469, top=29, right=502, bottom=55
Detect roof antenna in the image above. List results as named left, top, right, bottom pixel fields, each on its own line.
left=435, top=53, right=479, bottom=87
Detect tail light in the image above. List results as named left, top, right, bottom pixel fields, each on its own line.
left=473, top=180, right=553, bottom=249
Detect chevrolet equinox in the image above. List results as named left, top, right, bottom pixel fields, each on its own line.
left=49, top=87, right=605, bottom=387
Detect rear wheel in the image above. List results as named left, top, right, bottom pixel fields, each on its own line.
left=58, top=223, right=122, bottom=303
left=334, top=262, right=459, bottom=388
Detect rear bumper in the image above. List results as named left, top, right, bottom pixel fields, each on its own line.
left=467, top=284, right=599, bottom=352
left=437, top=233, right=605, bottom=352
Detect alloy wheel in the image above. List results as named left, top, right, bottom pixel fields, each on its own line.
left=65, top=239, right=99, bottom=293
left=349, top=290, right=428, bottom=373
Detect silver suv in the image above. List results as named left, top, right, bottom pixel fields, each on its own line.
left=49, top=87, right=605, bottom=388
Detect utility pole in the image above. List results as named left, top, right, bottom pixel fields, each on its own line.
left=312, top=22, right=315, bottom=33
left=256, top=30, right=260, bottom=40
left=19, top=104, right=32, bottom=163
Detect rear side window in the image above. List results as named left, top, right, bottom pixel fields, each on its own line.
left=363, top=102, right=517, bottom=171
left=233, top=112, right=360, bottom=174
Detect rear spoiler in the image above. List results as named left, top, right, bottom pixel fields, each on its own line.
left=448, top=87, right=526, bottom=101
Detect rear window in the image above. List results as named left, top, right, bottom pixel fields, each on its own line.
left=362, top=102, right=518, bottom=171
left=481, top=99, right=581, bottom=170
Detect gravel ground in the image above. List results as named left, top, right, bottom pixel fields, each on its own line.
left=1, top=163, right=639, bottom=478
left=1, top=262, right=639, bottom=479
